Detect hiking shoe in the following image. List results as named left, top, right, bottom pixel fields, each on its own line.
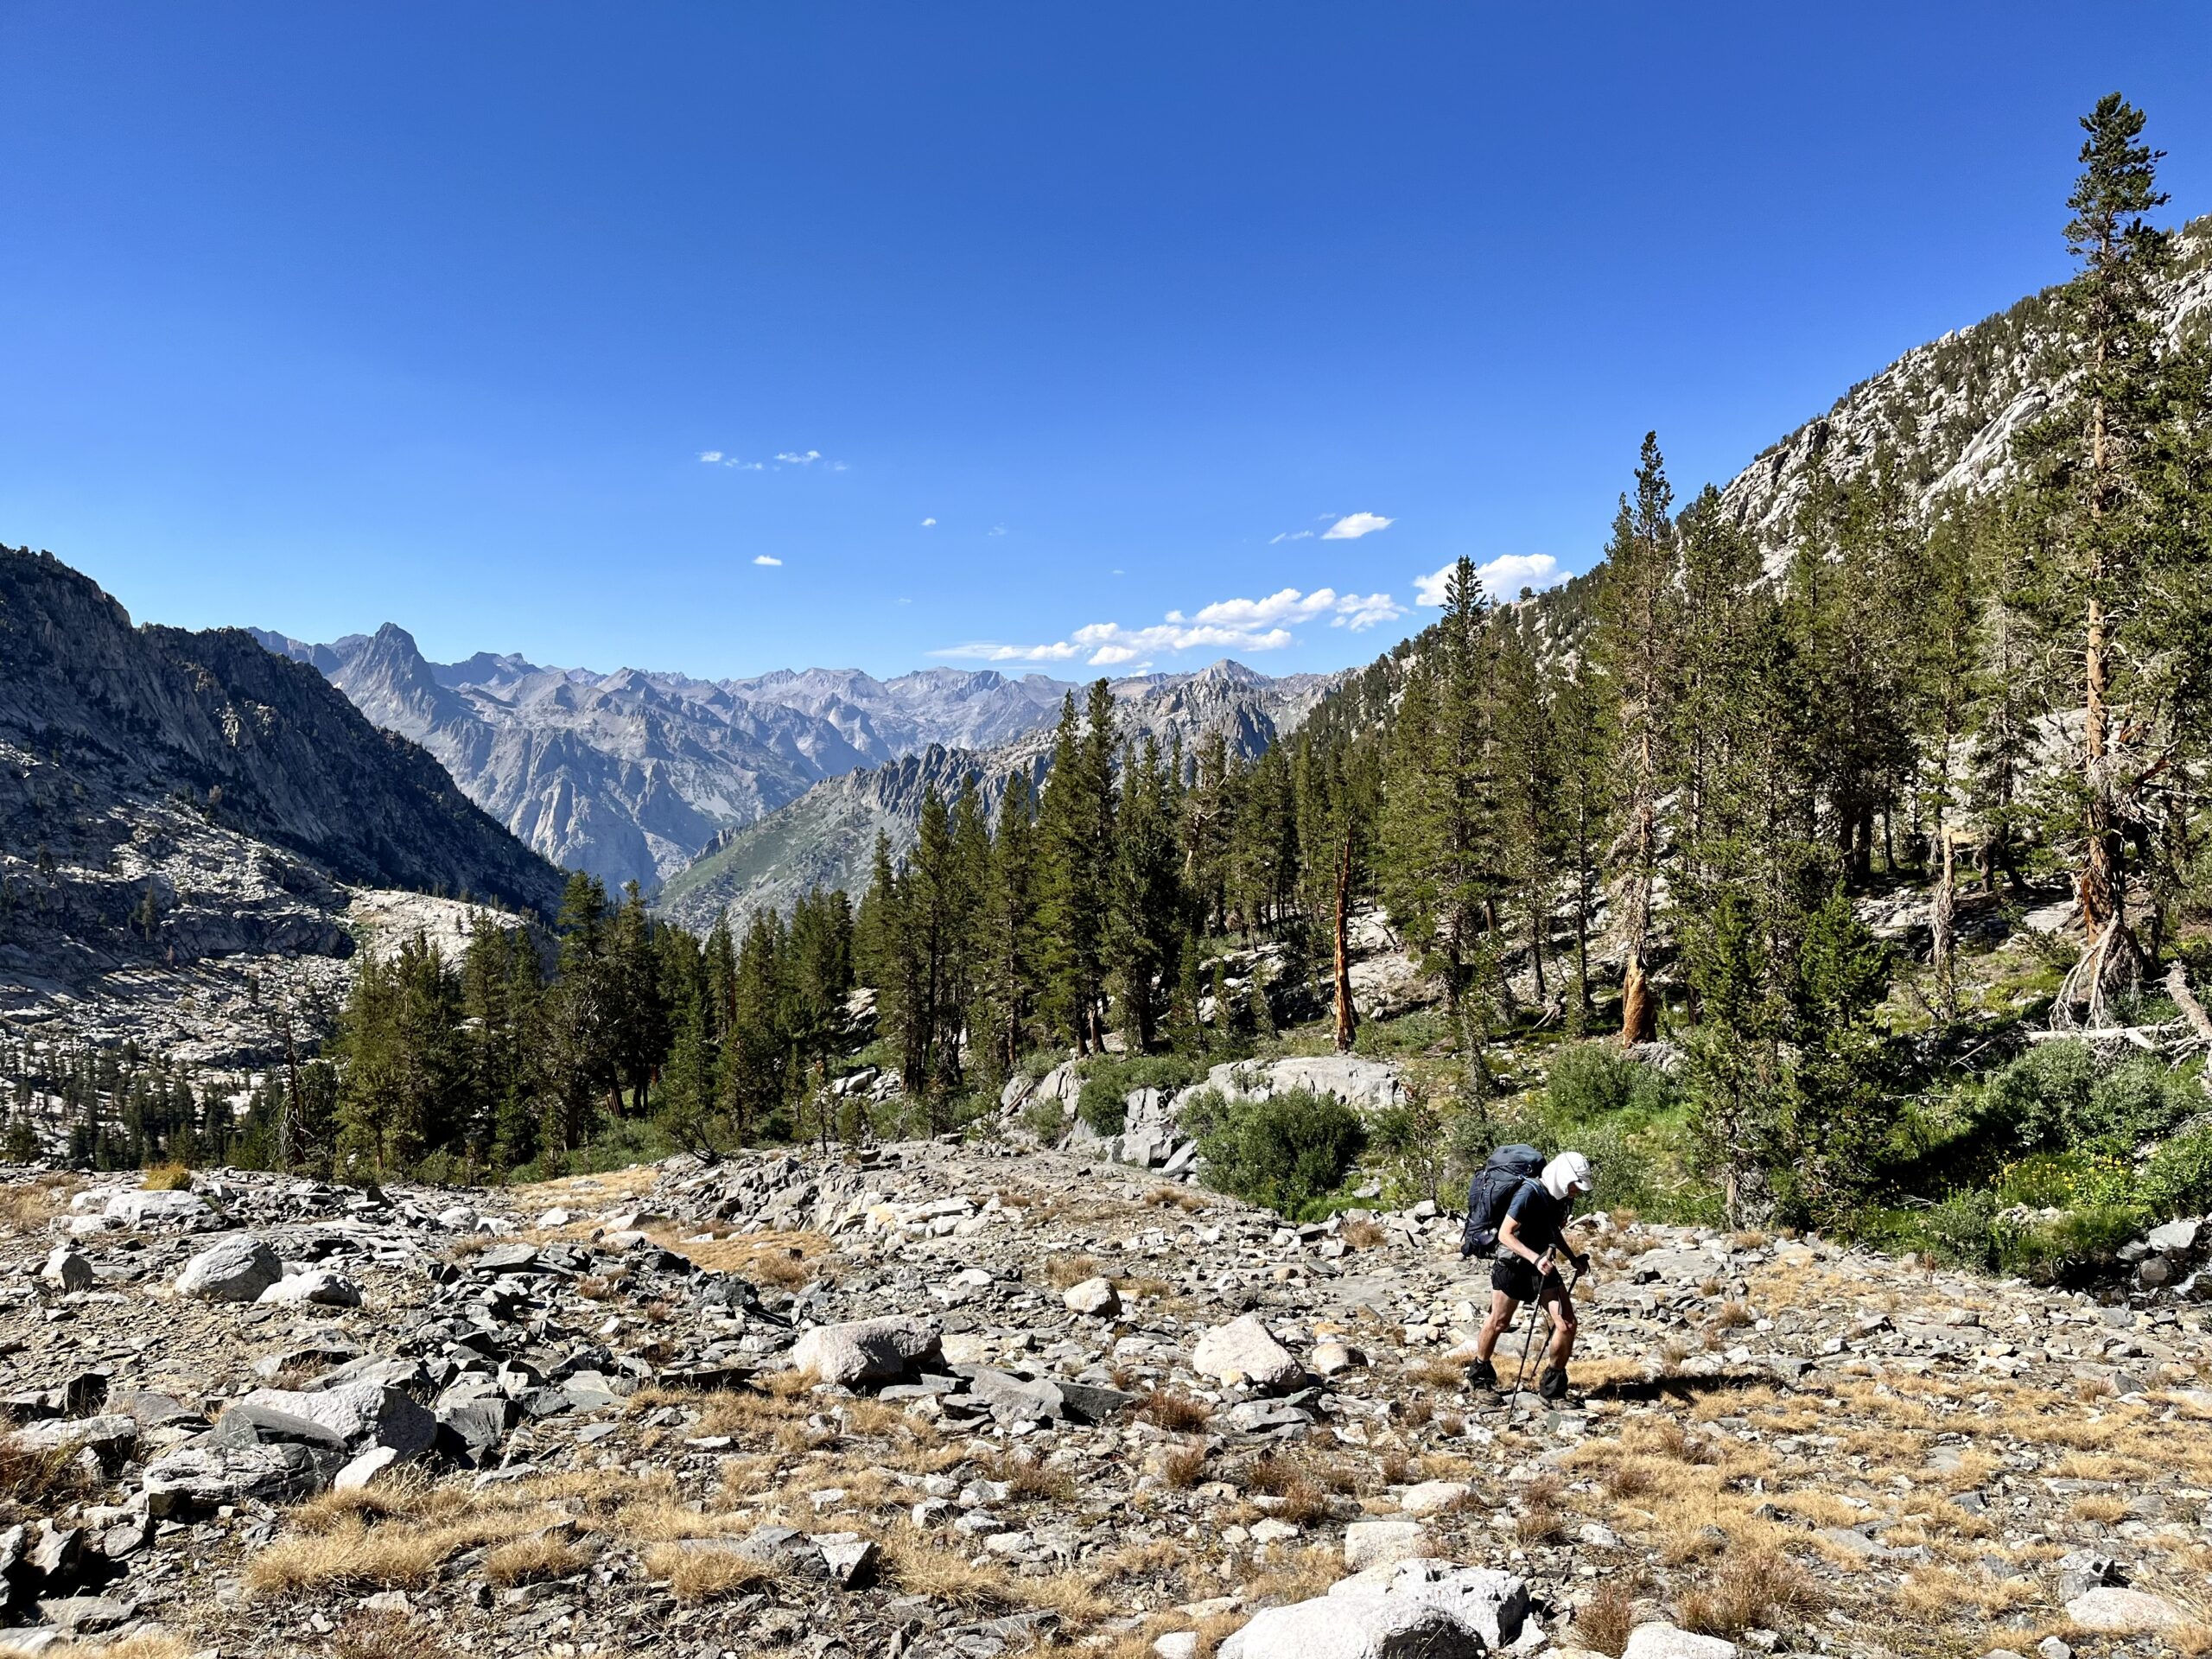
left=1537, top=1366, right=1573, bottom=1403
left=1465, top=1357, right=1498, bottom=1389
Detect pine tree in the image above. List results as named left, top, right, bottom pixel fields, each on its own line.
left=972, top=772, right=1041, bottom=1077
left=1036, top=690, right=1114, bottom=1051
left=1110, top=736, right=1183, bottom=1052
left=2032, top=94, right=2175, bottom=1019
left=1595, top=435, right=1679, bottom=1046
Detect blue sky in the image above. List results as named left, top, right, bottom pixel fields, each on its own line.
left=3, top=4, right=2208, bottom=680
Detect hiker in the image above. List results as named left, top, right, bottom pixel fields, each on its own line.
left=1467, top=1151, right=1592, bottom=1402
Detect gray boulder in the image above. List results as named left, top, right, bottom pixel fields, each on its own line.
left=2064, top=1587, right=2187, bottom=1634
left=233, top=1382, right=436, bottom=1459
left=1220, top=1560, right=1527, bottom=1659
left=1192, top=1314, right=1306, bottom=1392
left=1623, top=1626, right=1740, bottom=1659
left=790, top=1316, right=942, bottom=1387
left=41, top=1245, right=96, bottom=1292
left=104, top=1188, right=210, bottom=1227
left=1063, top=1276, right=1121, bottom=1317
left=257, top=1268, right=364, bottom=1307
left=175, top=1235, right=283, bottom=1302
left=10, top=1414, right=138, bottom=1467
left=141, top=1442, right=334, bottom=1516
left=2148, top=1218, right=2201, bottom=1254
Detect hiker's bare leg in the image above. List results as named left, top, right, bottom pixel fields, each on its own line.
left=1541, top=1275, right=1578, bottom=1369
left=1474, top=1289, right=1519, bottom=1363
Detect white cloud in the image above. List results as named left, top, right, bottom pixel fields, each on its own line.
left=753, top=555, right=783, bottom=567
left=1413, top=553, right=1566, bottom=607
left=1321, top=512, right=1394, bottom=540
left=921, top=517, right=938, bottom=527
left=700, top=448, right=828, bottom=471
left=1332, top=592, right=1405, bottom=631
left=1268, top=530, right=1314, bottom=544
left=989, top=524, right=1007, bottom=537
left=933, top=584, right=1405, bottom=667
left=934, top=640, right=1083, bottom=663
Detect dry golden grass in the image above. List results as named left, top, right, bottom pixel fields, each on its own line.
left=1708, top=1300, right=1754, bottom=1329
left=0, top=1435, right=92, bottom=1517
left=1572, top=1354, right=1649, bottom=1392
left=1119, top=1274, right=1174, bottom=1300
left=644, top=1540, right=779, bottom=1601
left=1138, top=1389, right=1214, bottom=1432
left=1145, top=1185, right=1209, bottom=1212
left=1046, top=1254, right=1103, bottom=1289
left=0, top=1640, right=193, bottom=1659
left=1516, top=1474, right=1569, bottom=1545
left=483, top=1531, right=590, bottom=1586
left=139, top=1161, right=191, bottom=1191
left=1893, top=1566, right=2038, bottom=1623
left=997, top=1458, right=1078, bottom=1503
left=1675, top=1548, right=1823, bottom=1638
left=647, top=1226, right=835, bottom=1285
left=1578, top=1581, right=1640, bottom=1656
left=2073, top=1494, right=2131, bottom=1524
left=327, top=1613, right=454, bottom=1659
left=1408, top=1355, right=1473, bottom=1390
left=879, top=1525, right=1111, bottom=1623
left=1161, top=1442, right=1210, bottom=1489
left=1239, top=1544, right=1344, bottom=1609
left=247, top=1506, right=544, bottom=1596
left=0, top=1173, right=77, bottom=1236
left=1343, top=1219, right=1389, bottom=1249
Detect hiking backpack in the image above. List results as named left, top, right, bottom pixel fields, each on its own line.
left=1459, top=1144, right=1546, bottom=1259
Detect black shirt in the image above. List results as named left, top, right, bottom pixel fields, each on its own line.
left=1503, top=1180, right=1570, bottom=1258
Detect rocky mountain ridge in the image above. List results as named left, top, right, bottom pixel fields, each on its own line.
left=1717, top=213, right=2212, bottom=556
left=0, top=548, right=565, bottom=1065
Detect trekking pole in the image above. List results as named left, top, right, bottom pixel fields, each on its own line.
left=1505, top=1248, right=1554, bottom=1399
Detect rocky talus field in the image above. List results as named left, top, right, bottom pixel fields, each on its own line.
left=4, top=1145, right=2212, bottom=1659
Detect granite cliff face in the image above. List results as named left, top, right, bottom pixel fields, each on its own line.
left=0, top=548, right=564, bottom=1062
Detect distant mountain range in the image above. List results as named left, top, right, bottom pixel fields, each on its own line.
left=249, top=626, right=1335, bottom=899
left=653, top=659, right=1340, bottom=928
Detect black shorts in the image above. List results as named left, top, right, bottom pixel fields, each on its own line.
left=1491, top=1253, right=1542, bottom=1304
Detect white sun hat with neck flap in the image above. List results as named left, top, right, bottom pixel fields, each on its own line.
left=1541, top=1152, right=1592, bottom=1201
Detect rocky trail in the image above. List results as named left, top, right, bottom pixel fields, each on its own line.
left=4, top=1144, right=2212, bottom=1659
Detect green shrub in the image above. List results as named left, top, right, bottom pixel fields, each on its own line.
left=1993, top=1150, right=2134, bottom=1211
left=1993, top=1203, right=2145, bottom=1285
left=1076, top=1077, right=1129, bottom=1136
left=1916, top=1188, right=2003, bottom=1272
left=1022, top=1096, right=1070, bottom=1145
left=1076, top=1055, right=1205, bottom=1138
left=1542, top=1043, right=1679, bottom=1127
left=1193, top=1088, right=1367, bottom=1219
left=2082, top=1056, right=2196, bottom=1150
left=1981, top=1041, right=2095, bottom=1150
left=2141, top=1124, right=2212, bottom=1220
